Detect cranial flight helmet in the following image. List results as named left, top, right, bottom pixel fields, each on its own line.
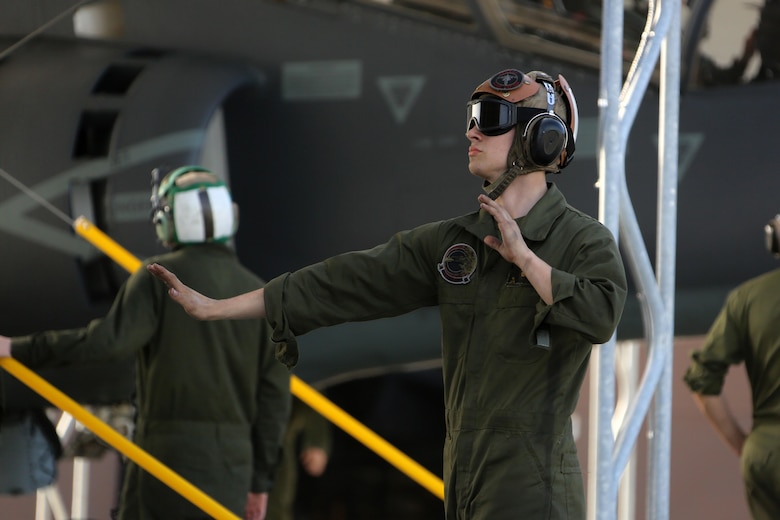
left=467, top=68, right=579, bottom=199
left=150, top=165, right=238, bottom=247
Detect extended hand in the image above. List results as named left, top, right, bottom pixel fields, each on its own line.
left=147, top=263, right=216, bottom=320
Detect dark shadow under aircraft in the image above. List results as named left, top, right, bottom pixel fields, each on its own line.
left=0, top=0, right=777, bottom=517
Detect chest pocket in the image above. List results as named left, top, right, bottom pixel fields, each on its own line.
left=497, top=264, right=541, bottom=309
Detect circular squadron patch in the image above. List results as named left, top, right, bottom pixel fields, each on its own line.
left=438, top=243, right=478, bottom=284
left=489, top=69, right=525, bottom=92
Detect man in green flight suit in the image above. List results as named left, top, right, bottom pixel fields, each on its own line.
left=0, top=166, right=291, bottom=520
left=683, top=214, right=780, bottom=520
left=147, top=69, right=628, bottom=520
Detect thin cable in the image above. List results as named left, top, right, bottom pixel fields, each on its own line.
left=0, top=0, right=96, bottom=61
left=0, top=167, right=73, bottom=225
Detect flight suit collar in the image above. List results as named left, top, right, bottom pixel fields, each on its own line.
left=464, top=182, right=567, bottom=242
left=519, top=182, right=567, bottom=242
left=464, top=204, right=499, bottom=241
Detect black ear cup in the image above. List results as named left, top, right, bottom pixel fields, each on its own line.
left=524, top=113, right=568, bottom=167
left=518, top=76, right=569, bottom=169
left=765, top=215, right=780, bottom=257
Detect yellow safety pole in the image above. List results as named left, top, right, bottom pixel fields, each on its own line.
left=73, top=217, right=143, bottom=273
left=0, top=357, right=240, bottom=520
left=291, top=376, right=445, bottom=500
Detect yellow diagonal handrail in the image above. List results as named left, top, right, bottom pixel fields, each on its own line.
left=0, top=357, right=240, bottom=519
left=291, top=376, right=444, bottom=498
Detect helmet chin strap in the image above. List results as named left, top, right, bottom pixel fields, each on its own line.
left=482, top=162, right=527, bottom=200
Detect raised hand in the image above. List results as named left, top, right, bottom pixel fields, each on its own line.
left=477, top=194, right=553, bottom=304
left=478, top=194, right=530, bottom=265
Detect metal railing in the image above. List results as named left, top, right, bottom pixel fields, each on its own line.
left=588, top=0, right=680, bottom=519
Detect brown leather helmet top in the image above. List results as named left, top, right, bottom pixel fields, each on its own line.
left=470, top=69, right=540, bottom=103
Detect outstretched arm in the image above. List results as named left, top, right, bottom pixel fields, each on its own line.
left=147, top=263, right=266, bottom=320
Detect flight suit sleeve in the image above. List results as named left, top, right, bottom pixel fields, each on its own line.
left=683, top=290, right=746, bottom=395
left=264, top=222, right=441, bottom=367
left=11, top=266, right=163, bottom=368
left=533, top=223, right=627, bottom=346
left=251, top=324, right=292, bottom=492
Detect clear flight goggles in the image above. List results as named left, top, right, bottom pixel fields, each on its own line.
left=466, top=97, right=519, bottom=136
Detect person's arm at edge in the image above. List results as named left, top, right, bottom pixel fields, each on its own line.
left=147, top=263, right=266, bottom=320
left=0, top=336, right=11, bottom=357
left=691, top=392, right=747, bottom=456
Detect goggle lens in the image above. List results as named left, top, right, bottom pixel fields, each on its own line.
left=466, top=98, right=517, bottom=136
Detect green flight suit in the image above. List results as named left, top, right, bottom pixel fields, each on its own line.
left=683, top=268, right=780, bottom=520
left=12, top=244, right=291, bottom=519
left=263, top=183, right=627, bottom=520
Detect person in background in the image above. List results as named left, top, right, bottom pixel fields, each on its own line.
left=0, top=165, right=291, bottom=520
left=683, top=214, right=780, bottom=520
left=147, top=69, right=627, bottom=519
left=267, top=397, right=331, bottom=520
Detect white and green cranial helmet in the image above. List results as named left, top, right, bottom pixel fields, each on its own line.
left=151, top=165, right=238, bottom=247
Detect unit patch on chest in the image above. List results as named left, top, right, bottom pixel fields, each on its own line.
left=438, top=243, right=478, bottom=284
